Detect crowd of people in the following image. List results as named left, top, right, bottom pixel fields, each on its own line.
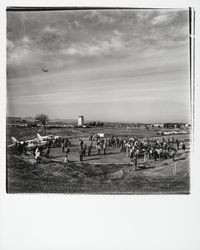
left=66, top=134, right=187, bottom=167
left=10, top=133, right=187, bottom=167
left=110, top=136, right=186, bottom=170
left=78, top=134, right=187, bottom=169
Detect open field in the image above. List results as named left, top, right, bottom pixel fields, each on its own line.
left=6, top=125, right=162, bottom=143
left=6, top=125, right=190, bottom=194
left=6, top=125, right=190, bottom=144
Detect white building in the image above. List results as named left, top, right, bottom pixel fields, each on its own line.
left=78, top=116, right=84, bottom=126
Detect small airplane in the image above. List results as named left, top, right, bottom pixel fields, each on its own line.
left=37, top=133, right=61, bottom=142
left=37, top=133, right=54, bottom=141
left=42, top=68, right=48, bottom=72
left=8, top=136, right=47, bottom=149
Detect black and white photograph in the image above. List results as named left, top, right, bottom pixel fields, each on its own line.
left=6, top=7, right=192, bottom=194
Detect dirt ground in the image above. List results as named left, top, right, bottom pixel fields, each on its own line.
left=6, top=126, right=190, bottom=194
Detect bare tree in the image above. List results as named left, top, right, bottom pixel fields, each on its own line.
left=35, top=114, right=48, bottom=134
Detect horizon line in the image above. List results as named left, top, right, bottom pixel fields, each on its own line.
left=6, top=115, right=190, bottom=124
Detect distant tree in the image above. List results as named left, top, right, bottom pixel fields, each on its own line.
left=35, top=114, right=48, bottom=134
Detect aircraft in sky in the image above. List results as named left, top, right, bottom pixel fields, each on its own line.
left=42, top=68, right=48, bottom=72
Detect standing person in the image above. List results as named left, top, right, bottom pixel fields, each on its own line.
left=35, top=147, right=41, bottom=165
left=153, top=148, right=158, bottom=161
left=120, top=140, right=124, bottom=152
left=79, top=148, right=83, bottom=162
left=125, top=142, right=130, bottom=157
left=134, top=148, right=139, bottom=171
left=83, top=143, right=87, bottom=156
left=89, top=134, right=93, bottom=142
left=149, top=147, right=153, bottom=159
left=18, top=142, right=23, bottom=154
left=182, top=142, right=186, bottom=151
left=52, top=138, right=56, bottom=148
left=79, top=139, right=83, bottom=150
left=41, top=147, right=45, bottom=156
left=97, top=144, right=101, bottom=155
left=45, top=146, right=50, bottom=158
left=143, top=150, right=148, bottom=168
left=134, top=154, right=138, bottom=171
left=21, top=141, right=26, bottom=154
left=112, top=137, right=115, bottom=149
left=176, top=139, right=180, bottom=150
left=172, top=148, right=177, bottom=161
left=116, top=138, right=119, bottom=148
left=100, top=140, right=104, bottom=151
left=64, top=147, right=70, bottom=164
left=61, top=142, right=65, bottom=153
left=61, top=140, right=65, bottom=153
left=103, top=143, right=106, bottom=155
left=130, top=147, right=134, bottom=162
left=23, top=141, right=28, bottom=155
left=88, top=144, right=92, bottom=156
left=157, top=147, right=162, bottom=160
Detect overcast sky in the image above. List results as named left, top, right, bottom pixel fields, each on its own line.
left=7, top=9, right=190, bottom=123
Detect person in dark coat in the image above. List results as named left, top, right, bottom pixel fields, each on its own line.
left=176, top=139, right=180, bottom=150
left=83, top=144, right=87, bottom=156
left=64, top=147, right=70, bottom=163
left=79, top=148, right=83, bottom=162
left=103, top=143, right=106, bottom=155
left=182, top=142, right=186, bottom=151
left=88, top=144, right=92, bottom=156
left=45, top=146, right=50, bottom=158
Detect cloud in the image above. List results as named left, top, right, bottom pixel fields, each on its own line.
left=61, top=35, right=125, bottom=57
left=152, top=12, right=175, bottom=25
left=43, top=25, right=61, bottom=33
left=7, top=46, right=30, bottom=65
left=5, top=9, right=189, bottom=122
left=7, top=39, right=15, bottom=50
left=7, top=9, right=189, bottom=82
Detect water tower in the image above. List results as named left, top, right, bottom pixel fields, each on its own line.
left=78, top=116, right=84, bottom=126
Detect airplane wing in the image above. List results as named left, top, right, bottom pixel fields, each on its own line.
left=25, top=138, right=38, bottom=143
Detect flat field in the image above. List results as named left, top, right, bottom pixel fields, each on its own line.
left=6, top=125, right=190, bottom=194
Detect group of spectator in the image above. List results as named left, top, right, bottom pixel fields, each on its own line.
left=11, top=133, right=187, bottom=167
left=120, top=136, right=186, bottom=169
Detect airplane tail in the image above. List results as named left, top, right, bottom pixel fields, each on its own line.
left=37, top=133, right=42, bottom=139
left=11, top=136, right=18, bottom=144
